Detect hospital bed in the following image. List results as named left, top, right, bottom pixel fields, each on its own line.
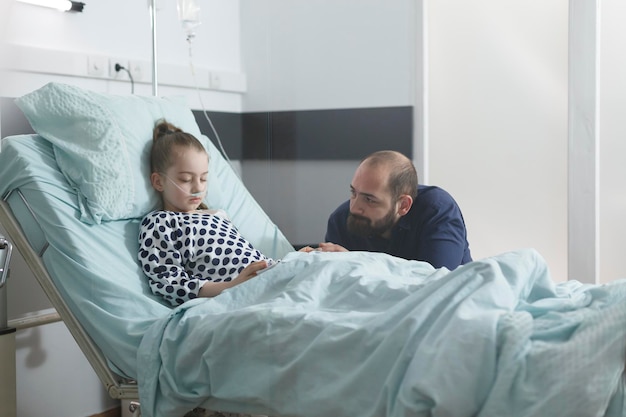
left=2, top=82, right=626, bottom=417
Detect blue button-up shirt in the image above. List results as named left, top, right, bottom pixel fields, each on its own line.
left=325, top=185, right=472, bottom=269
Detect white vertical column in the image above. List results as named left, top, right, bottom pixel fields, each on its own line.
left=413, top=0, right=428, bottom=184
left=568, top=0, right=600, bottom=283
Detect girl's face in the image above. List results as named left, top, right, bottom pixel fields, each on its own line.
left=151, top=146, right=209, bottom=213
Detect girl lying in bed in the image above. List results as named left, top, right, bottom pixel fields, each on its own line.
left=138, top=121, right=311, bottom=306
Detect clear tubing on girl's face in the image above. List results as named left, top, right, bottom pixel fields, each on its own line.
left=165, top=175, right=206, bottom=197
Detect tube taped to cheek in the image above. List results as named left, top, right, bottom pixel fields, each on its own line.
left=165, top=176, right=206, bottom=198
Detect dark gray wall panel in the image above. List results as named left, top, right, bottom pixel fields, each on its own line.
left=3, top=98, right=412, bottom=162
left=243, top=106, right=413, bottom=160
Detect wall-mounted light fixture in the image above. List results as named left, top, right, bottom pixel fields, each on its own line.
left=16, top=0, right=85, bottom=13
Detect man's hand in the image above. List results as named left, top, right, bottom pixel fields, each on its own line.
left=317, top=242, right=348, bottom=252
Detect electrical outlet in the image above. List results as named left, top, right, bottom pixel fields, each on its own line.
left=209, top=72, right=221, bottom=89
left=109, top=58, right=129, bottom=80
left=87, top=55, right=107, bottom=77
left=129, top=60, right=151, bottom=83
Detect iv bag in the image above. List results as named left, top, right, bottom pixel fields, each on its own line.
left=177, top=0, right=201, bottom=42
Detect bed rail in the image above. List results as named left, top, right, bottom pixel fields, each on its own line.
left=0, top=231, right=17, bottom=417
left=0, top=234, right=11, bottom=290
left=0, top=196, right=139, bottom=401
left=8, top=309, right=61, bottom=330
left=0, top=233, right=12, bottom=330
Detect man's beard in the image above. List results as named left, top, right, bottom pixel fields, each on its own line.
left=347, top=209, right=397, bottom=238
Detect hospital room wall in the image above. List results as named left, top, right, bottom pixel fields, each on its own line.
left=237, top=1, right=572, bottom=279
left=432, top=0, right=624, bottom=285
left=238, top=0, right=417, bottom=253
left=423, top=0, right=625, bottom=284
left=238, top=1, right=626, bottom=284
left=428, top=1, right=570, bottom=279
left=0, top=0, right=244, bottom=110
left=598, top=0, right=626, bottom=284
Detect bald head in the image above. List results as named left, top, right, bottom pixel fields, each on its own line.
left=360, top=151, right=418, bottom=199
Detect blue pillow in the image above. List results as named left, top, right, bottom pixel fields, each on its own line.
left=15, top=82, right=202, bottom=223
left=15, top=82, right=294, bottom=258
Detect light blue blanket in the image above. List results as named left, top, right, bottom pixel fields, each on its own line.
left=137, top=249, right=626, bottom=417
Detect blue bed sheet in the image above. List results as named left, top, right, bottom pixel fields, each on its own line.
left=138, top=249, right=626, bottom=417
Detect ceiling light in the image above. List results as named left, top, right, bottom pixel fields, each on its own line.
left=17, top=0, right=85, bottom=13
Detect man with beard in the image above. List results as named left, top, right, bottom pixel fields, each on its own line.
left=320, top=150, right=472, bottom=270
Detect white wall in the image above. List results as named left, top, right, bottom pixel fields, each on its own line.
left=238, top=0, right=571, bottom=284
left=427, top=0, right=569, bottom=281
left=240, top=0, right=416, bottom=112
left=239, top=0, right=418, bottom=245
left=238, top=1, right=626, bottom=287
left=1, top=0, right=243, bottom=110
left=599, top=0, right=626, bottom=283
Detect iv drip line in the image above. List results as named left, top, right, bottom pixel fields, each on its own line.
left=177, top=0, right=233, bottom=166
left=150, top=0, right=234, bottom=167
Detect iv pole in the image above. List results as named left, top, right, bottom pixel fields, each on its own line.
left=149, top=0, right=158, bottom=96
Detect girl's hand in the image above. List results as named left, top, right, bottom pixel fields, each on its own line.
left=237, top=260, right=270, bottom=282
left=199, top=260, right=268, bottom=298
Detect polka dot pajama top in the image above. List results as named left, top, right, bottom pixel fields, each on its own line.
left=138, top=210, right=270, bottom=306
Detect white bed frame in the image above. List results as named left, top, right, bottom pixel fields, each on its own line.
left=0, top=193, right=141, bottom=417
left=0, top=225, right=16, bottom=417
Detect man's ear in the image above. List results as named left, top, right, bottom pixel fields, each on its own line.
left=151, top=172, right=165, bottom=192
left=397, top=194, right=413, bottom=216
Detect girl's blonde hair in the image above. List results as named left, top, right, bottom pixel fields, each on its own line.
left=151, top=120, right=209, bottom=210
left=151, top=120, right=207, bottom=173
